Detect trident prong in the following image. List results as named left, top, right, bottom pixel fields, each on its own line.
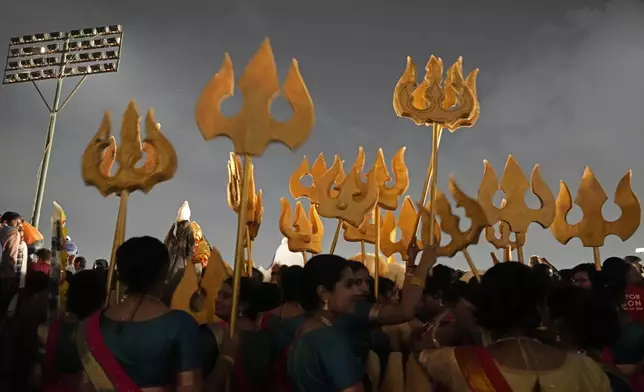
left=279, top=198, right=324, bottom=254
left=421, top=177, right=489, bottom=258
left=196, top=38, right=315, bottom=157
left=227, top=152, right=263, bottom=240
left=380, top=196, right=429, bottom=261
left=342, top=210, right=382, bottom=245
left=289, top=154, right=346, bottom=202
left=366, top=147, right=409, bottom=211
left=551, top=168, right=641, bottom=269
left=485, top=222, right=526, bottom=251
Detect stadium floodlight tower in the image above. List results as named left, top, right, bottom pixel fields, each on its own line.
left=2, top=25, right=124, bottom=229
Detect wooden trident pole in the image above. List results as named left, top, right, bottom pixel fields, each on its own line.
left=196, top=39, right=315, bottom=336
left=393, top=56, right=479, bottom=246
left=81, top=101, right=178, bottom=305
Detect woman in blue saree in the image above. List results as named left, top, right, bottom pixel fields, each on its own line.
left=260, top=266, right=306, bottom=390
left=287, top=243, right=437, bottom=392
left=204, top=277, right=281, bottom=391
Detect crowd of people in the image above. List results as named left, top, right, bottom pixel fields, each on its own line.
left=1, top=209, right=644, bottom=391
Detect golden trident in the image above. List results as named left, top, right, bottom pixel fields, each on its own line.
left=82, top=101, right=178, bottom=305
left=196, top=39, right=314, bottom=335
left=552, top=168, right=640, bottom=270
left=420, top=177, right=489, bottom=281
left=315, top=148, right=379, bottom=253
left=486, top=220, right=525, bottom=262
left=477, top=156, right=555, bottom=263
left=393, top=56, right=479, bottom=247
left=227, top=152, right=263, bottom=275
left=279, top=198, right=325, bottom=261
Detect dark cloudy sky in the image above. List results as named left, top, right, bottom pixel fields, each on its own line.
left=1, top=0, right=643, bottom=270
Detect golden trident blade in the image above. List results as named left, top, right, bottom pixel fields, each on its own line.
left=227, top=152, right=263, bottom=275
left=342, top=210, right=383, bottom=268
left=551, top=168, right=641, bottom=270
left=279, top=198, right=325, bottom=260
left=380, top=196, right=435, bottom=261
left=289, top=153, right=347, bottom=202
left=485, top=220, right=526, bottom=262
left=316, top=148, right=379, bottom=253
left=393, top=55, right=479, bottom=251
left=195, top=38, right=314, bottom=336
left=420, top=177, right=489, bottom=281
left=477, top=156, right=555, bottom=263
left=82, top=101, right=178, bottom=305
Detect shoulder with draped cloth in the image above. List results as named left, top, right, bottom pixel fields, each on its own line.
left=73, top=309, right=202, bottom=391
left=413, top=346, right=611, bottom=392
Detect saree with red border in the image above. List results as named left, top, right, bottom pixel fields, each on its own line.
left=75, top=311, right=142, bottom=392
left=432, top=346, right=514, bottom=392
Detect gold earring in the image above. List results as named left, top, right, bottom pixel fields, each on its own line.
left=323, top=299, right=329, bottom=311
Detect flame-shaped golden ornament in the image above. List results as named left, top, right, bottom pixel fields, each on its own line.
left=195, top=38, right=314, bottom=336
left=364, top=147, right=409, bottom=296
left=342, top=210, right=383, bottom=264
left=380, top=196, right=435, bottom=261
left=393, top=55, right=480, bottom=254
left=82, top=101, right=178, bottom=304
left=420, top=177, right=489, bottom=281
left=279, top=198, right=324, bottom=259
left=227, top=152, right=263, bottom=275
left=477, top=156, right=555, bottom=263
left=289, top=153, right=347, bottom=202
left=551, top=168, right=641, bottom=270
left=316, top=148, right=377, bottom=254
left=485, top=220, right=526, bottom=262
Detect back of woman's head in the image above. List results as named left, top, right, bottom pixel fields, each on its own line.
left=599, top=257, right=629, bottom=307
left=223, top=277, right=280, bottom=320
left=300, top=254, right=350, bottom=312
left=443, top=280, right=479, bottom=305
left=67, top=269, right=106, bottom=319
left=224, top=276, right=282, bottom=321
left=549, top=284, right=620, bottom=350
left=279, top=265, right=304, bottom=303
left=475, top=262, right=546, bottom=335
left=378, top=277, right=396, bottom=298
left=425, top=264, right=456, bottom=297
left=116, top=236, right=169, bottom=294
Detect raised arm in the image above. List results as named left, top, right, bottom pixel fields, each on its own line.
left=369, top=244, right=437, bottom=325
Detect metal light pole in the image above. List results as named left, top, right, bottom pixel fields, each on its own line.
left=2, top=25, right=124, bottom=228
